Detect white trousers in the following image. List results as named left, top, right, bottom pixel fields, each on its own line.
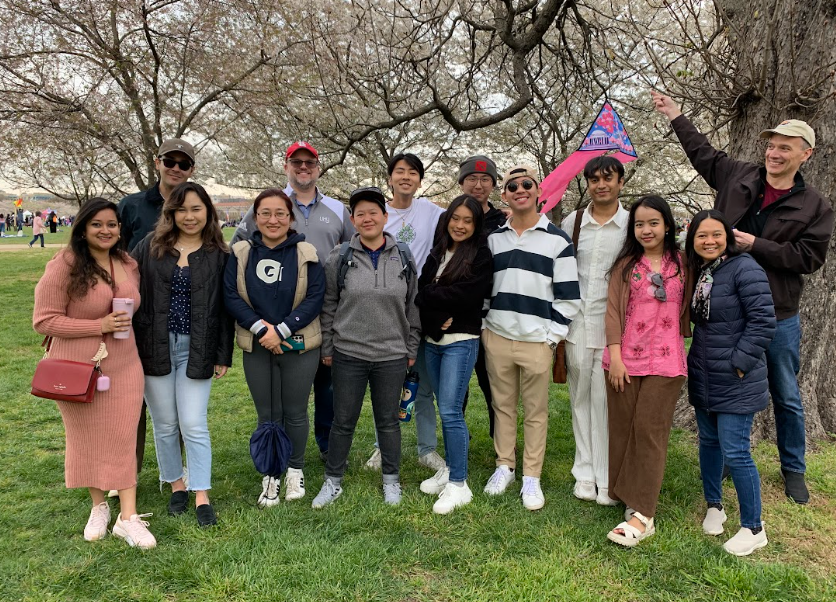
left=566, top=327, right=608, bottom=488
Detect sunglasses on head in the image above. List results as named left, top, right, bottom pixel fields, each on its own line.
left=159, top=157, right=194, bottom=171
left=505, top=179, right=535, bottom=193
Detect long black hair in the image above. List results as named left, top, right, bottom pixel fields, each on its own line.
left=608, top=195, right=680, bottom=282
left=67, top=197, right=127, bottom=299
left=151, top=182, right=227, bottom=259
left=430, top=194, right=485, bottom=285
left=684, top=209, right=740, bottom=272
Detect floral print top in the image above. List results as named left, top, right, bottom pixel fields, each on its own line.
left=603, top=255, right=687, bottom=377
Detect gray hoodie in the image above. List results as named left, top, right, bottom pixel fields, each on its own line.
left=320, top=232, right=421, bottom=362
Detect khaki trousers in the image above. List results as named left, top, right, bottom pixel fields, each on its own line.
left=606, top=373, right=686, bottom=517
left=482, top=328, right=553, bottom=478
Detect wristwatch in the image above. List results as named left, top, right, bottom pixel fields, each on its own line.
left=255, top=326, right=269, bottom=340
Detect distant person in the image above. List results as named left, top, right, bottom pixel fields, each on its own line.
left=28, top=211, right=45, bottom=248
left=33, top=198, right=156, bottom=549
left=119, top=138, right=197, bottom=476
left=652, top=91, right=834, bottom=504
left=49, top=211, right=58, bottom=234
left=0, top=213, right=6, bottom=237
left=132, top=182, right=233, bottom=527
left=686, top=209, right=776, bottom=556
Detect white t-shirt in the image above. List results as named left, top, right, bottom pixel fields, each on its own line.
left=385, top=197, right=444, bottom=276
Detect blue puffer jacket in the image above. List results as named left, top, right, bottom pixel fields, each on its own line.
left=687, top=253, right=776, bottom=414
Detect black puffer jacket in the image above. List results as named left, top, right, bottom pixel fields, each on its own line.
left=687, top=254, right=776, bottom=414
left=132, top=234, right=234, bottom=379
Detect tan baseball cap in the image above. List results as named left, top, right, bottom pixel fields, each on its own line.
left=759, top=120, right=815, bottom=148
left=501, top=164, right=540, bottom=188
left=158, top=138, right=196, bottom=161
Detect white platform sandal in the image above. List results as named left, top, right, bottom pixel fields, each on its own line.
left=607, top=511, right=656, bottom=548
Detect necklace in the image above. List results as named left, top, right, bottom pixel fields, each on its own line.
left=176, top=239, right=202, bottom=253
left=388, top=200, right=417, bottom=244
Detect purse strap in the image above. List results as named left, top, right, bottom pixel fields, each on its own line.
left=572, top=207, right=583, bottom=248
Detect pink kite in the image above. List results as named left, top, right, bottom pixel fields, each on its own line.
left=539, top=102, right=638, bottom=214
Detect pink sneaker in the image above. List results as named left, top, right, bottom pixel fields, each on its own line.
left=112, top=513, right=156, bottom=549
left=84, top=502, right=110, bottom=541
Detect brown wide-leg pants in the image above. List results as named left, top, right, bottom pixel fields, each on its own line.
left=605, top=373, right=686, bottom=517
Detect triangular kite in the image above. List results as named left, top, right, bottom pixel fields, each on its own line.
left=539, top=102, right=638, bottom=214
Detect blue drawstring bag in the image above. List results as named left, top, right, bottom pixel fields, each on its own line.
left=249, top=421, right=292, bottom=478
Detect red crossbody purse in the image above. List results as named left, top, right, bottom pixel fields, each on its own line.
left=31, top=337, right=106, bottom=403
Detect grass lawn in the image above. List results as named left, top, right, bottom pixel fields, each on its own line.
left=0, top=227, right=239, bottom=246
left=0, top=251, right=834, bottom=601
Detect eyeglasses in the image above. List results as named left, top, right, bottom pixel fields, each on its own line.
left=463, top=175, right=493, bottom=186
left=505, top=179, right=535, bottom=193
left=257, top=211, right=291, bottom=221
left=159, top=157, right=194, bottom=171
left=287, top=158, right=319, bottom=169
left=649, top=272, right=667, bottom=302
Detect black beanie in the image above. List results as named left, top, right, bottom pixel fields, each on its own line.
left=457, top=155, right=498, bottom=185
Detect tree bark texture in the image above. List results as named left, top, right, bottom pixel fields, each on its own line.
left=675, top=1, right=836, bottom=443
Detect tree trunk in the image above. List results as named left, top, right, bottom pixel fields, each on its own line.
left=682, top=0, right=836, bottom=443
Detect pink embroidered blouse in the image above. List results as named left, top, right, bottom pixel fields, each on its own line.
left=603, top=256, right=687, bottom=377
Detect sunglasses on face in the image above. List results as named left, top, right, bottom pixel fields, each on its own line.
left=650, top=272, right=667, bottom=302
left=159, top=157, right=194, bottom=171
left=505, top=179, right=535, bottom=193
left=288, top=158, right=319, bottom=169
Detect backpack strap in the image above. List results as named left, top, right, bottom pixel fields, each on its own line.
left=336, top=241, right=354, bottom=301
left=395, top=241, right=416, bottom=284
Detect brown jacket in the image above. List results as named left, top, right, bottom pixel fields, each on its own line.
left=605, top=253, right=693, bottom=347
left=670, top=115, right=833, bottom=319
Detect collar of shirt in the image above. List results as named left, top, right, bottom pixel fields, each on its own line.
left=285, top=186, right=323, bottom=220
left=580, top=202, right=629, bottom=229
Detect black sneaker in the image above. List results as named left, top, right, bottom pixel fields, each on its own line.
left=196, top=503, right=217, bottom=527
left=781, top=470, right=809, bottom=505
left=168, top=490, right=189, bottom=515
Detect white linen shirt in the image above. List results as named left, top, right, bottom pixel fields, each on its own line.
left=561, top=203, right=629, bottom=349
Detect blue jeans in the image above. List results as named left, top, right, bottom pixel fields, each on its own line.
left=29, top=233, right=44, bottom=247
left=313, top=363, right=333, bottom=453
left=374, top=339, right=438, bottom=455
left=766, top=314, right=805, bottom=474
left=425, top=339, right=479, bottom=482
left=695, top=409, right=762, bottom=530
left=144, top=333, right=213, bottom=491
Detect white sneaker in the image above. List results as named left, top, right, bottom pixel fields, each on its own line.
left=112, top=513, right=156, bottom=549
left=84, top=502, right=110, bottom=541
left=418, top=451, right=446, bottom=472
left=723, top=525, right=768, bottom=556
left=521, top=476, right=545, bottom=511
left=703, top=507, right=728, bottom=536
left=364, top=448, right=382, bottom=471
left=420, top=467, right=450, bottom=495
left=573, top=480, right=597, bottom=501
left=433, top=482, right=473, bottom=515
left=596, top=488, right=618, bottom=506
left=484, top=465, right=515, bottom=495
left=107, top=489, right=119, bottom=498
left=258, top=475, right=280, bottom=507
left=285, top=468, right=305, bottom=501
left=383, top=481, right=402, bottom=505
left=312, top=478, right=343, bottom=509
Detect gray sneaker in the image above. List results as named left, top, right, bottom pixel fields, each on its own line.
left=383, top=481, right=402, bottom=505
left=312, top=478, right=342, bottom=509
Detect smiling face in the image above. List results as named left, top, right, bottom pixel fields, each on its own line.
left=255, top=196, right=293, bottom=246
left=460, top=174, right=494, bottom=205
left=764, top=134, right=812, bottom=182
left=633, top=205, right=667, bottom=254
left=155, top=151, right=194, bottom=192
left=692, top=217, right=728, bottom=262
left=85, top=209, right=120, bottom=253
left=284, top=149, right=320, bottom=192
left=350, top=200, right=388, bottom=243
left=174, top=191, right=208, bottom=238
left=388, top=159, right=422, bottom=198
left=586, top=169, right=624, bottom=207
left=447, top=204, right=476, bottom=249
left=501, top=177, right=540, bottom=214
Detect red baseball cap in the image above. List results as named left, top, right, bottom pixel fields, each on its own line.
left=285, top=141, right=319, bottom=159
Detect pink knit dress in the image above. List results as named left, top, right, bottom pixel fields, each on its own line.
left=33, top=250, right=144, bottom=490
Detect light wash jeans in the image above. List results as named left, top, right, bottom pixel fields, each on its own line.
left=425, top=338, right=479, bottom=482
left=144, top=332, right=213, bottom=491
